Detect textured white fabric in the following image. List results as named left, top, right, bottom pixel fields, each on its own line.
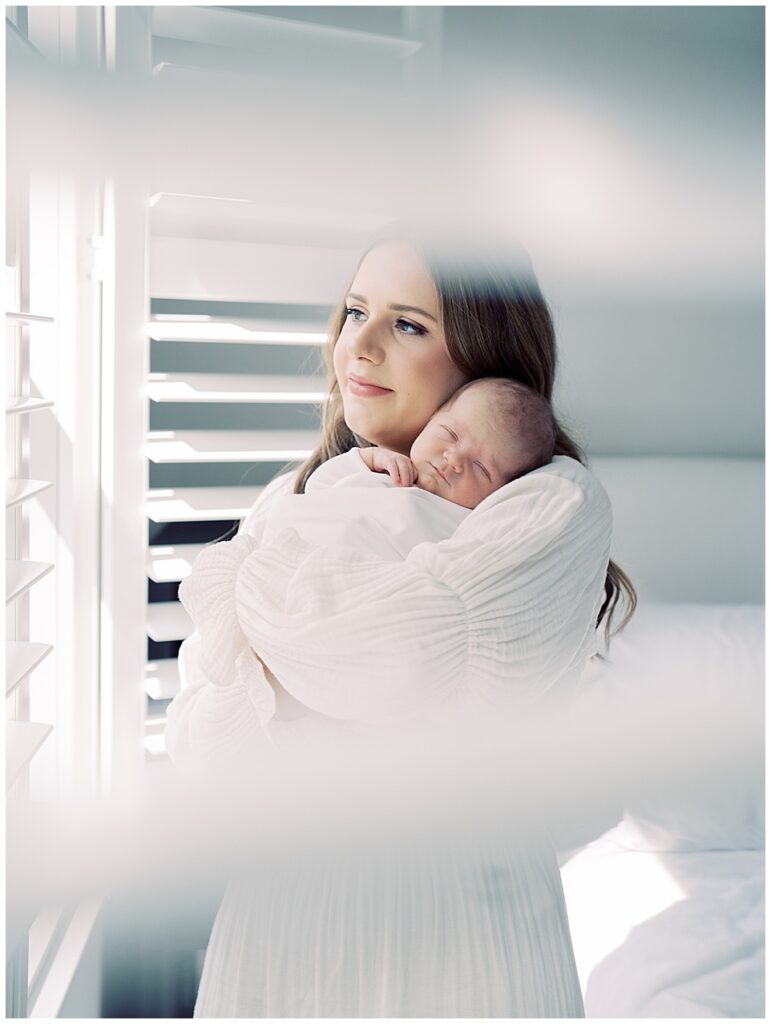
left=165, top=454, right=612, bottom=1017
left=196, top=834, right=586, bottom=1018
left=261, top=447, right=469, bottom=559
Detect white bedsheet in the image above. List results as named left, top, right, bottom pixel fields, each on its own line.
left=560, top=824, right=764, bottom=1017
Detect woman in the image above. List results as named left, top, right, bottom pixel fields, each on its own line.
left=165, top=224, right=635, bottom=1017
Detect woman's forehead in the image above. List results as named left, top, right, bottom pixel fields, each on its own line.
left=352, top=242, right=438, bottom=310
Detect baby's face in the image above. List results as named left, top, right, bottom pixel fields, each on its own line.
left=409, top=387, right=523, bottom=509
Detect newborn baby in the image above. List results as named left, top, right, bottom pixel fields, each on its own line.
left=359, top=376, right=556, bottom=509
left=259, top=377, right=556, bottom=561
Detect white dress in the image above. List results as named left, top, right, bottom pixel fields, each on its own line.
left=165, top=454, right=612, bottom=1017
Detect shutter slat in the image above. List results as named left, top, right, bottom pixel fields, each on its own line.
left=6, top=561, right=55, bottom=604
left=147, top=429, right=318, bottom=463
left=150, top=192, right=389, bottom=249
left=147, top=602, right=193, bottom=643
left=147, top=542, right=208, bottom=582
left=151, top=5, right=420, bottom=55
left=6, top=641, right=54, bottom=697
left=144, top=732, right=167, bottom=758
left=148, top=320, right=326, bottom=345
left=5, top=311, right=55, bottom=324
left=145, top=659, right=180, bottom=700
left=5, top=479, right=53, bottom=509
left=147, top=372, right=326, bottom=403
left=146, top=485, right=264, bottom=522
left=6, top=397, right=55, bottom=415
left=7, top=721, right=53, bottom=791
left=145, top=716, right=168, bottom=762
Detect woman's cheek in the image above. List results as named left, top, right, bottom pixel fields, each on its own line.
left=423, top=347, right=469, bottom=406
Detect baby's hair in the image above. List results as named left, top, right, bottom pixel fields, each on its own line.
left=442, top=377, right=557, bottom=480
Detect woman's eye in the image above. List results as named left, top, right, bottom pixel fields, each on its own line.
left=395, top=318, right=427, bottom=337
left=344, top=309, right=426, bottom=336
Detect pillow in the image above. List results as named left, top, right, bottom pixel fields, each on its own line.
left=574, top=603, right=764, bottom=852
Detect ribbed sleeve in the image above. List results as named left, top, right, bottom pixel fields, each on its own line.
left=177, top=533, right=260, bottom=686
left=164, top=472, right=294, bottom=768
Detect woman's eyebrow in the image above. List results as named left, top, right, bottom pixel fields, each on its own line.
left=347, top=292, right=438, bottom=324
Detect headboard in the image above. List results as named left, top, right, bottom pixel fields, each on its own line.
left=589, top=457, right=763, bottom=604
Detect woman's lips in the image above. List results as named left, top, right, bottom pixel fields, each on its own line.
left=347, top=375, right=393, bottom=397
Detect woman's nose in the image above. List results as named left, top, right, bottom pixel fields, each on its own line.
left=347, top=319, right=385, bottom=362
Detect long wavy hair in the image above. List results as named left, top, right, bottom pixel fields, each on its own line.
left=292, top=222, right=637, bottom=643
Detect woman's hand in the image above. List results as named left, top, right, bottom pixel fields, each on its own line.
left=359, top=446, right=418, bottom=487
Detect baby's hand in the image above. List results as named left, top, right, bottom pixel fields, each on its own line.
left=360, top=447, right=418, bottom=487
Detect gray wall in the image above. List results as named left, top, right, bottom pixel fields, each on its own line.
left=149, top=6, right=763, bottom=502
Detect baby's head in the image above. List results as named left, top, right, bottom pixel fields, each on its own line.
left=409, top=377, right=556, bottom=509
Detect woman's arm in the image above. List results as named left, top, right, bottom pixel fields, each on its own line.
left=232, top=457, right=612, bottom=723
left=168, top=457, right=612, bottom=765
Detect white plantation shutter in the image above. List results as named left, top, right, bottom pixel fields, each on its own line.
left=6, top=168, right=57, bottom=1020
left=7, top=4, right=440, bottom=1016
left=143, top=288, right=332, bottom=760
left=5, top=221, right=56, bottom=801
left=6, top=8, right=106, bottom=1017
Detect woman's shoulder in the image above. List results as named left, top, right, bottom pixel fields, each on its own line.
left=533, top=455, right=611, bottom=510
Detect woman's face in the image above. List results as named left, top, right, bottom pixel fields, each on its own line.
left=333, top=241, right=469, bottom=455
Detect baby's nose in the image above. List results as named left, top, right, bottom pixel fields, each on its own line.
left=444, top=450, right=464, bottom=473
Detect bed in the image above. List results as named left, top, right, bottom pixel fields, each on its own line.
left=563, top=829, right=763, bottom=1017
left=556, top=457, right=764, bottom=1018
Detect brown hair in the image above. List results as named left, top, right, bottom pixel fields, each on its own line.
left=442, top=376, right=557, bottom=480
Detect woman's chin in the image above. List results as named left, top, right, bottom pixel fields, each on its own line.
left=343, top=409, right=382, bottom=445
left=344, top=415, right=411, bottom=456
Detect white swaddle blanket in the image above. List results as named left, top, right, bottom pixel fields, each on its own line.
left=261, top=447, right=469, bottom=558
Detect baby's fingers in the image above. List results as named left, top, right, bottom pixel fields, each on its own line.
left=384, top=458, right=403, bottom=485
left=396, top=456, right=417, bottom=487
